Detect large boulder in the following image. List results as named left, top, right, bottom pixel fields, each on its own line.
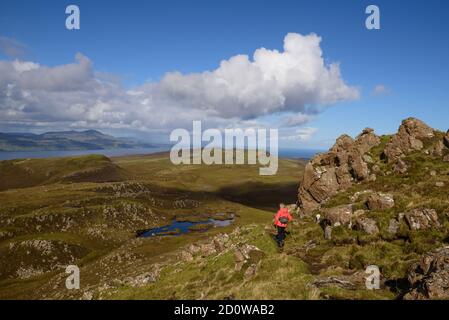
left=384, top=118, right=434, bottom=163
left=404, top=246, right=449, bottom=300
left=324, top=205, right=353, bottom=227
left=366, top=193, right=395, bottom=211
left=404, top=208, right=440, bottom=230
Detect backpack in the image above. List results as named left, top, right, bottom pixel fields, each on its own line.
left=279, top=215, right=289, bottom=224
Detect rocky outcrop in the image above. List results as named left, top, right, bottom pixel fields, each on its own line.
left=404, top=208, right=440, bottom=230
left=383, top=118, right=434, bottom=163
left=366, top=193, right=395, bottom=211
left=0, top=239, right=89, bottom=280
left=323, top=205, right=353, bottom=227
left=234, top=244, right=265, bottom=272
left=404, top=246, right=449, bottom=300
left=297, top=128, right=380, bottom=214
left=354, top=217, right=379, bottom=235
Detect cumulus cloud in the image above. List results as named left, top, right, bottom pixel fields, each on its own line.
left=0, top=33, right=359, bottom=136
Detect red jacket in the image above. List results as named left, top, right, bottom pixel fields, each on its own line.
left=274, top=208, right=292, bottom=227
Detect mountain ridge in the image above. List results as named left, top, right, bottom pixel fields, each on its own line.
left=0, top=130, right=157, bottom=151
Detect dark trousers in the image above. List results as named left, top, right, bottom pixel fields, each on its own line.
left=276, top=226, right=286, bottom=246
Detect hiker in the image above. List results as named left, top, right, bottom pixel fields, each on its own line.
left=273, top=203, right=292, bottom=248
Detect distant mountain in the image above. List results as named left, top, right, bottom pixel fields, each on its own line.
left=0, top=130, right=158, bottom=151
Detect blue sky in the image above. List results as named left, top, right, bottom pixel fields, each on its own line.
left=0, top=0, right=448, bottom=148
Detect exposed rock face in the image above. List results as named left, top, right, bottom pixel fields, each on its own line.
left=383, top=118, right=434, bottom=163
left=366, top=193, right=395, bottom=211
left=404, top=246, right=449, bottom=300
left=297, top=128, right=380, bottom=214
left=404, top=208, right=440, bottom=230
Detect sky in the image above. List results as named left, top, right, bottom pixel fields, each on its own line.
left=0, top=0, right=448, bottom=149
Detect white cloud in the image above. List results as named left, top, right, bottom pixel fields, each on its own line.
left=280, top=127, right=318, bottom=141
left=0, top=33, right=359, bottom=135
left=282, top=113, right=315, bottom=127
left=372, top=84, right=390, bottom=96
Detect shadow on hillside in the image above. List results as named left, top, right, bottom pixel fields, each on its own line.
left=216, top=181, right=298, bottom=211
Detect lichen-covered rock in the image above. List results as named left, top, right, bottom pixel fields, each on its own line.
left=404, top=246, right=449, bottom=300
left=366, top=193, right=395, bottom=211
left=404, top=208, right=440, bottom=230
left=355, top=217, right=379, bottom=235
left=324, top=205, right=353, bottom=227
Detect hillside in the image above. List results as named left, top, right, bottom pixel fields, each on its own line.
left=0, top=130, right=156, bottom=151
left=0, top=155, right=126, bottom=191
left=0, top=152, right=305, bottom=299
left=0, top=118, right=447, bottom=300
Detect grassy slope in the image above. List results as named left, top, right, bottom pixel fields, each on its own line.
left=0, top=155, right=126, bottom=191
left=0, top=152, right=305, bottom=299
left=1, top=138, right=447, bottom=300
left=108, top=136, right=449, bottom=300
